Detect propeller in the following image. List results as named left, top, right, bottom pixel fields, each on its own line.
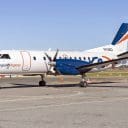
left=45, top=49, right=60, bottom=75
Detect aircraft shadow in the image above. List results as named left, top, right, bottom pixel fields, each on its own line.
left=47, top=82, right=128, bottom=88
left=11, top=83, right=79, bottom=88
left=0, top=81, right=127, bottom=89
left=89, top=85, right=128, bottom=88
left=0, top=84, right=38, bottom=89
left=0, top=83, right=79, bottom=89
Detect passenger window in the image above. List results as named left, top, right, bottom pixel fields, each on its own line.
left=70, top=57, right=72, bottom=59
left=83, top=57, right=86, bottom=60
left=74, top=57, right=77, bottom=60
left=79, top=57, right=81, bottom=60
left=43, top=57, right=46, bottom=60
left=33, top=56, right=36, bottom=60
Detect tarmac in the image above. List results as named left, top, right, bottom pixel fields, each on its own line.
left=0, top=76, right=128, bottom=128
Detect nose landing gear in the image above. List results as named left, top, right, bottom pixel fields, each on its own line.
left=39, top=74, right=46, bottom=86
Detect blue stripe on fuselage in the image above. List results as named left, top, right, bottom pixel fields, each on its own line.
left=56, top=57, right=103, bottom=75
left=56, top=59, right=89, bottom=75
left=56, top=59, right=90, bottom=75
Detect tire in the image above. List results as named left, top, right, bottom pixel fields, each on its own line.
left=80, top=81, right=88, bottom=87
left=39, top=81, right=46, bottom=86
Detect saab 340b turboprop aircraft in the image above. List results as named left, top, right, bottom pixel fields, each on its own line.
left=0, top=23, right=128, bottom=87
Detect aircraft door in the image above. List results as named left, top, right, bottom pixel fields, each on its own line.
left=20, top=51, right=31, bottom=71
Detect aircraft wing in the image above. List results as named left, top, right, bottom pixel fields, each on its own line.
left=77, top=56, right=128, bottom=73
left=117, top=51, right=128, bottom=58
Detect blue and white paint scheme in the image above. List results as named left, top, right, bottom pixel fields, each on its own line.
left=0, top=23, right=128, bottom=87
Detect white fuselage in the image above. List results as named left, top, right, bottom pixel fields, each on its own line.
left=0, top=44, right=118, bottom=75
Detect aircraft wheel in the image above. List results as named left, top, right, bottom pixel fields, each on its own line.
left=39, top=80, right=46, bottom=86
left=80, top=81, right=88, bottom=87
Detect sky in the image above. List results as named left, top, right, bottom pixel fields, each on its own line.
left=0, top=0, right=128, bottom=50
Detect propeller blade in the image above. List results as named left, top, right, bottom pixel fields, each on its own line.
left=44, top=53, right=52, bottom=61
left=53, top=49, right=59, bottom=61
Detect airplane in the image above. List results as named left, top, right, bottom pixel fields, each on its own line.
left=0, top=23, right=128, bottom=87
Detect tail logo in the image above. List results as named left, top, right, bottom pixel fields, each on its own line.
left=112, top=23, right=128, bottom=45
left=117, top=33, right=128, bottom=44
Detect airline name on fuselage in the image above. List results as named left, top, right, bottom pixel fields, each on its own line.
left=0, top=64, right=21, bottom=69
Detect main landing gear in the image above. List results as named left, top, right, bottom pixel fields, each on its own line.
left=38, top=74, right=88, bottom=87
left=39, top=75, right=46, bottom=86
left=79, top=73, right=88, bottom=87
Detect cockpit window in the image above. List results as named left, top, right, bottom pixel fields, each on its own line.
left=0, top=54, right=11, bottom=59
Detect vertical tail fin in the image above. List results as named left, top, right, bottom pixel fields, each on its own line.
left=112, top=23, right=128, bottom=54
left=112, top=23, right=128, bottom=45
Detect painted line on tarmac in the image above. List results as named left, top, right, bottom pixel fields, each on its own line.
left=0, top=97, right=128, bottom=112
left=0, top=91, right=84, bottom=103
